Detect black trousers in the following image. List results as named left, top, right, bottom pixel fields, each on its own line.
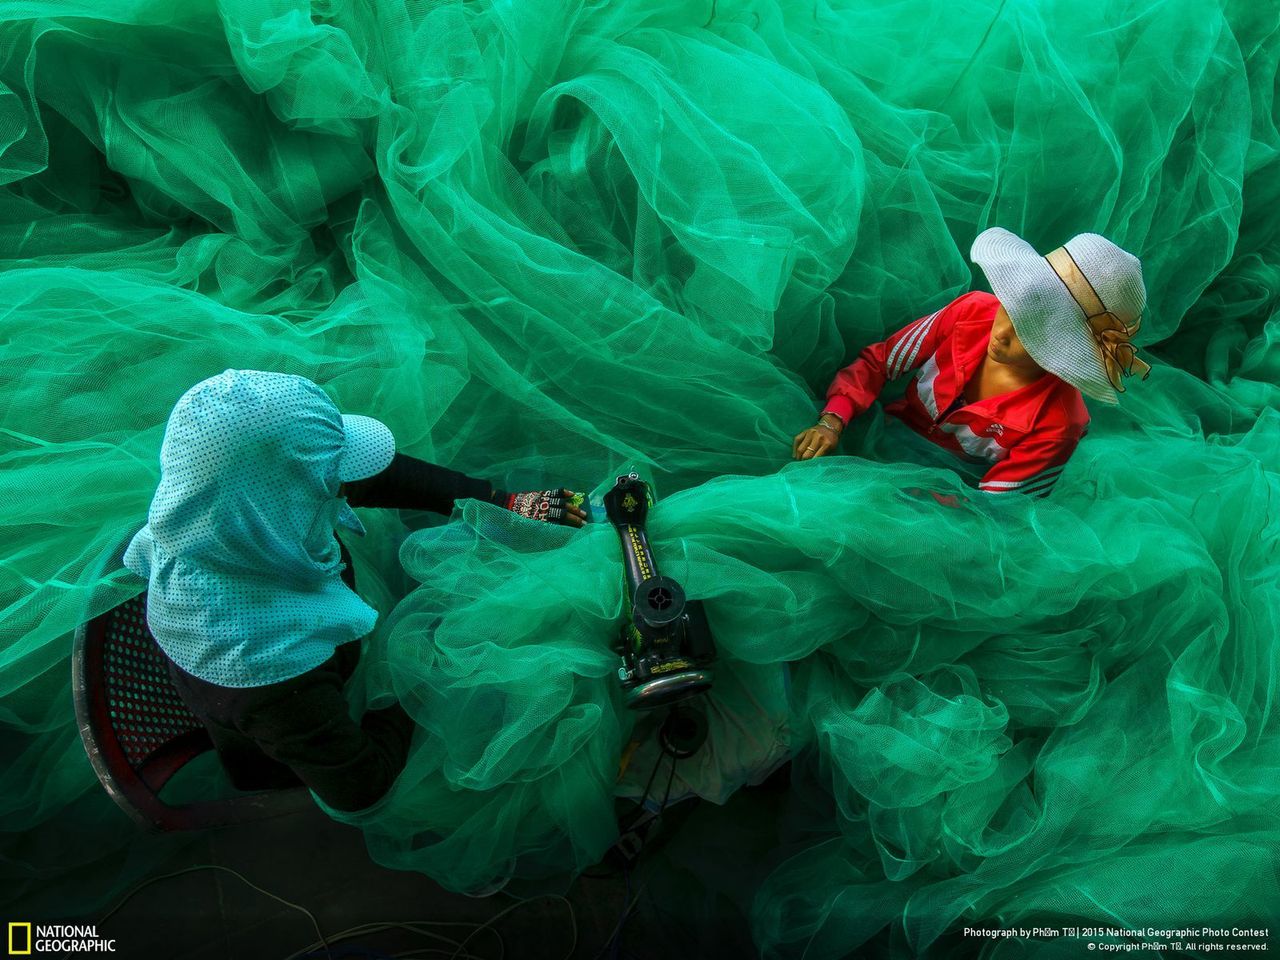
left=163, top=539, right=416, bottom=813
left=160, top=453, right=492, bottom=814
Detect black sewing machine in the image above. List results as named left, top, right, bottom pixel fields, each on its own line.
left=603, top=473, right=716, bottom=709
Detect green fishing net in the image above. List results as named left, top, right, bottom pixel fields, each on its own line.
left=3, top=0, right=1279, bottom=953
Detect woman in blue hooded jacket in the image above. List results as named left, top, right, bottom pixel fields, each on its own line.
left=124, top=369, right=584, bottom=813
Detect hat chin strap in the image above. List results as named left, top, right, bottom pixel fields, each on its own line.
left=1044, top=247, right=1150, bottom=393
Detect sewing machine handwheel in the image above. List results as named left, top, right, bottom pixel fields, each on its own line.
left=632, top=575, right=685, bottom=629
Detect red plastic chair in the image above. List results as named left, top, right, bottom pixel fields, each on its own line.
left=72, top=536, right=357, bottom=831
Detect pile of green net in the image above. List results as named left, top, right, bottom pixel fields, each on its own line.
left=3, top=0, right=1278, bottom=953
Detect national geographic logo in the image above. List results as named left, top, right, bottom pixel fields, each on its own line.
left=7, top=924, right=29, bottom=956
left=7, top=924, right=116, bottom=954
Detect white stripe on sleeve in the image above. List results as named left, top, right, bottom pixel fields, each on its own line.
left=886, top=315, right=928, bottom=378
left=898, top=312, right=939, bottom=375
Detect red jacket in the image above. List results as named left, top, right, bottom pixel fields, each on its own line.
left=822, top=291, right=1089, bottom=498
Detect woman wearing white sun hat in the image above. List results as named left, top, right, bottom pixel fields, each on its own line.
left=793, top=228, right=1151, bottom=499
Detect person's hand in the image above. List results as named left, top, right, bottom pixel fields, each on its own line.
left=793, top=414, right=844, bottom=460
left=503, top=488, right=588, bottom=527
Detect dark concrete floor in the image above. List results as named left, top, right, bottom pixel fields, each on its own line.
left=10, top=763, right=788, bottom=960
left=91, top=802, right=619, bottom=960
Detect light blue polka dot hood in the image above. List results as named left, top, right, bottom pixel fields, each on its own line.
left=123, top=369, right=396, bottom=687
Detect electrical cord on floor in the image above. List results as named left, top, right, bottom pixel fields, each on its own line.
left=584, top=746, right=667, bottom=881
left=286, top=921, right=497, bottom=960
left=590, top=750, right=680, bottom=959
left=620, top=748, right=680, bottom=848
left=97, top=862, right=579, bottom=960
left=627, top=740, right=671, bottom=826
left=99, top=864, right=334, bottom=960
left=588, top=879, right=647, bottom=960
left=610, top=868, right=631, bottom=960
left=444, top=895, right=577, bottom=960
left=298, top=948, right=395, bottom=960
left=290, top=895, right=577, bottom=960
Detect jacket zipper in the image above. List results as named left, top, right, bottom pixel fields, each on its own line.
left=929, top=395, right=965, bottom=438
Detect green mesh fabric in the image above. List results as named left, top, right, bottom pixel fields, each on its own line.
left=3, top=0, right=1279, bottom=951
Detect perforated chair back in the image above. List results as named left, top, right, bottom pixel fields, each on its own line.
left=72, top=535, right=357, bottom=831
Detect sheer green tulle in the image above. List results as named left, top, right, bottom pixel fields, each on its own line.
left=3, top=0, right=1279, bottom=953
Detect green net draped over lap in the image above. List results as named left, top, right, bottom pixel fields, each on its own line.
left=2, top=0, right=1279, bottom=952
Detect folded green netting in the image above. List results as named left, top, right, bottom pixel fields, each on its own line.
left=2, top=0, right=1278, bottom=953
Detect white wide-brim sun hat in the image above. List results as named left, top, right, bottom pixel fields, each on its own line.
left=970, top=227, right=1147, bottom=404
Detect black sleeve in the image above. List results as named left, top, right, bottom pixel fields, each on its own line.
left=343, top=451, right=495, bottom=515
left=236, top=672, right=418, bottom=813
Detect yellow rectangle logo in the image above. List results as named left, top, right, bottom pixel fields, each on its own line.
left=8, top=922, right=32, bottom=955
